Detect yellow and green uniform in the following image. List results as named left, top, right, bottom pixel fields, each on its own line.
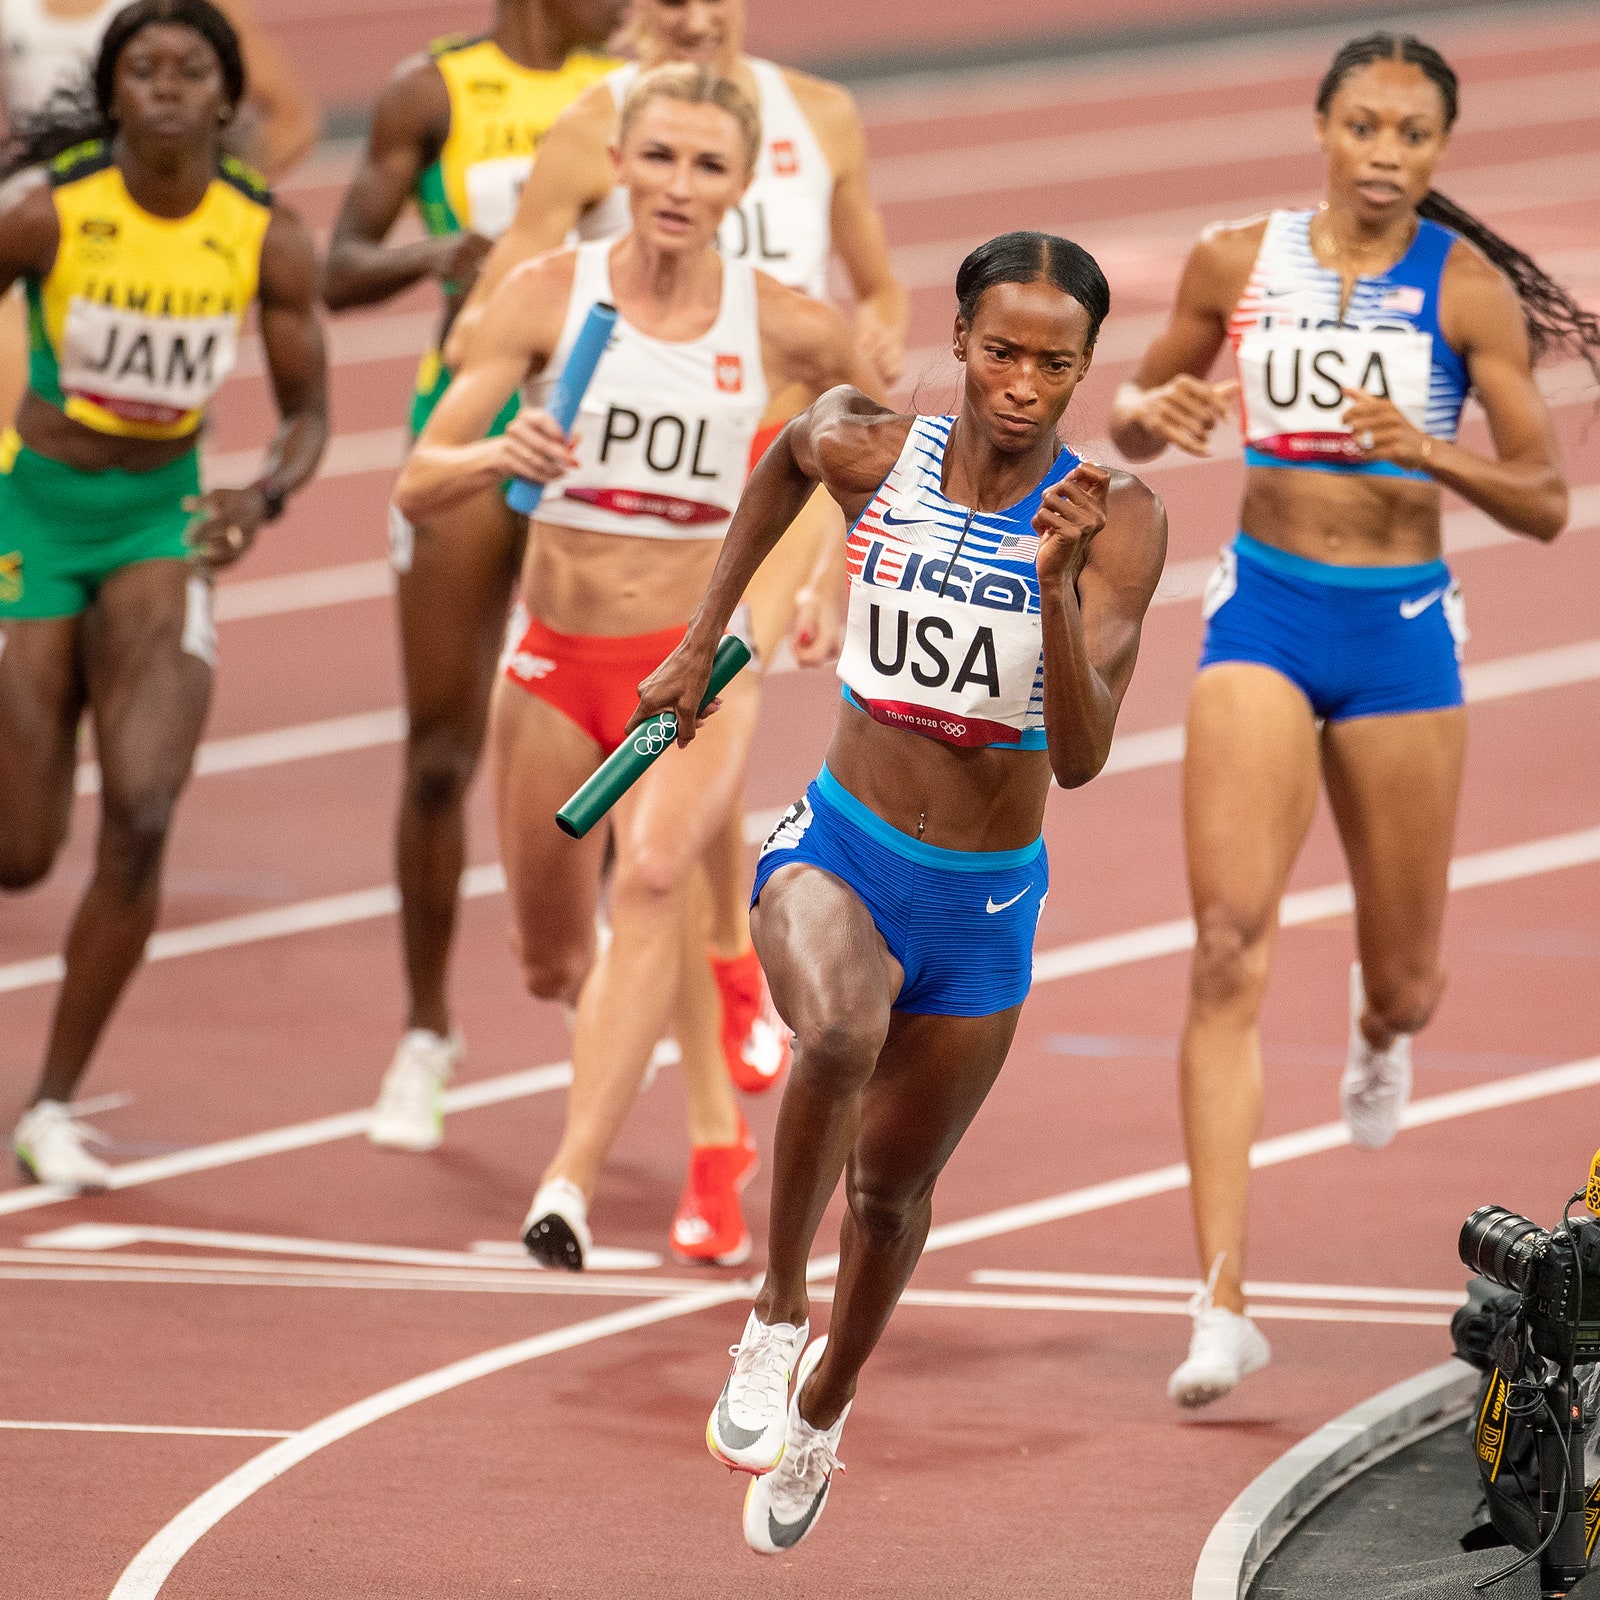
left=409, top=35, right=613, bottom=436
left=1, top=140, right=271, bottom=619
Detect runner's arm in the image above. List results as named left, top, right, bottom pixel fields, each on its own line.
left=807, top=80, right=908, bottom=394
left=1109, top=224, right=1249, bottom=460
left=442, top=90, right=614, bottom=363
left=392, top=257, right=566, bottom=521
left=213, top=0, right=320, bottom=178
left=1342, top=245, right=1568, bottom=541
left=188, top=204, right=329, bottom=567
left=322, top=60, right=472, bottom=311
left=635, top=387, right=904, bottom=742
left=1036, top=469, right=1167, bottom=787
left=0, top=174, right=59, bottom=294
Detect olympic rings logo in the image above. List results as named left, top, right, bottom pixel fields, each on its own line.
left=940, top=720, right=968, bottom=736
left=632, top=713, right=677, bottom=757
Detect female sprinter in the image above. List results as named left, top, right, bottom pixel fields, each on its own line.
left=1108, top=32, right=1595, bottom=1408
left=0, top=0, right=327, bottom=1188
left=637, top=232, right=1167, bottom=1552
left=320, top=0, right=623, bottom=1155
left=455, top=0, right=910, bottom=1108
left=392, top=65, right=871, bottom=1270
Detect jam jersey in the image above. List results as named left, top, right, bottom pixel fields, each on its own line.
left=583, top=59, right=835, bottom=299
left=1228, top=209, right=1469, bottom=480
left=27, top=140, right=270, bottom=441
left=523, top=240, right=768, bottom=539
left=839, top=415, right=1079, bottom=749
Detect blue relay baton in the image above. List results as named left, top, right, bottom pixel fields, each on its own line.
left=505, top=300, right=618, bottom=515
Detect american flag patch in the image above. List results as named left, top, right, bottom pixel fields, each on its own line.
left=997, top=532, right=1039, bottom=559
left=1380, top=286, right=1425, bottom=314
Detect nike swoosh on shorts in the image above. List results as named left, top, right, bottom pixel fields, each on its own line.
left=1399, top=588, right=1447, bottom=619
left=985, top=888, right=1030, bottom=914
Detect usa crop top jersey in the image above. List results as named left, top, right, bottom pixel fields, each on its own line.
left=1228, top=209, right=1469, bottom=481
left=522, top=240, right=768, bottom=538
left=838, top=414, right=1079, bottom=750
left=582, top=59, right=835, bottom=299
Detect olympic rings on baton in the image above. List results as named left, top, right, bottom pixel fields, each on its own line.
left=1357, top=429, right=1375, bottom=451
left=632, top=713, right=677, bottom=757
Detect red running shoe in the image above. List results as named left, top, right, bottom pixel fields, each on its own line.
left=710, top=944, right=792, bottom=1095
left=671, top=1116, right=759, bottom=1266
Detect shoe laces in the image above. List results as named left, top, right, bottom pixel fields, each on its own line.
left=770, top=1424, right=844, bottom=1519
left=1186, top=1252, right=1227, bottom=1320
left=29, top=1101, right=110, bottom=1152
left=727, top=1323, right=794, bottom=1415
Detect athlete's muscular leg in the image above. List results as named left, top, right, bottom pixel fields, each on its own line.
left=1180, top=664, right=1320, bottom=1314
left=749, top=864, right=903, bottom=1331
left=0, top=615, right=83, bottom=890
left=675, top=876, right=741, bottom=1148
left=393, top=490, right=523, bottom=1035
left=488, top=674, right=609, bottom=1007
left=541, top=675, right=761, bottom=1198
left=1322, top=707, right=1466, bottom=1047
left=31, top=561, right=211, bottom=1104
left=799, top=1006, right=1022, bottom=1431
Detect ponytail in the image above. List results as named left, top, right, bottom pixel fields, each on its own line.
left=1320, top=31, right=1600, bottom=385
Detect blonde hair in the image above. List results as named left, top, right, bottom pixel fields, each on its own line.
left=616, top=63, right=761, bottom=174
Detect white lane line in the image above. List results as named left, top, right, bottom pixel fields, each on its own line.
left=21, top=1222, right=662, bottom=1274
left=0, top=1420, right=292, bottom=1439
left=100, top=1045, right=1599, bottom=1600
left=212, top=560, right=393, bottom=623
left=968, top=1270, right=1464, bottom=1306
left=869, top=68, right=1600, bottom=204
left=3, top=817, right=1598, bottom=1220
left=886, top=1288, right=1451, bottom=1327
left=105, top=1284, right=748, bottom=1600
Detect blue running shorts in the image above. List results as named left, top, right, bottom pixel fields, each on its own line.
left=751, top=764, right=1048, bottom=1018
left=1198, top=531, right=1466, bottom=721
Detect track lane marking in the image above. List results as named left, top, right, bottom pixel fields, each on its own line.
left=100, top=1045, right=1599, bottom=1598
left=968, top=1270, right=1465, bottom=1306
left=3, top=820, right=1598, bottom=1216
left=0, top=1420, right=292, bottom=1438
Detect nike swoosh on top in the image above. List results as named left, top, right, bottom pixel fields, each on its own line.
left=716, top=1388, right=765, bottom=1452
left=768, top=1486, right=828, bottom=1549
left=877, top=506, right=926, bottom=528
left=986, top=888, right=1030, bottom=914
left=1399, top=588, right=1448, bottom=620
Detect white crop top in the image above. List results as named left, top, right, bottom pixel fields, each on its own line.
left=524, top=239, right=769, bottom=539
left=0, top=0, right=115, bottom=122
left=580, top=58, right=835, bottom=299
left=838, top=415, right=1080, bottom=750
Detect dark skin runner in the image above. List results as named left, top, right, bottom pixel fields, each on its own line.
left=320, top=0, right=621, bottom=1042
left=0, top=20, right=326, bottom=1112
left=636, top=277, right=1168, bottom=1427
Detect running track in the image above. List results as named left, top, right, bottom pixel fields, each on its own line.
left=3, top=7, right=1599, bottom=1595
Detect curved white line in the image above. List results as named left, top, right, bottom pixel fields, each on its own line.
left=108, top=1284, right=745, bottom=1600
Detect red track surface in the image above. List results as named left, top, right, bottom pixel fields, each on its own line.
left=4, top=7, right=1600, bottom=1596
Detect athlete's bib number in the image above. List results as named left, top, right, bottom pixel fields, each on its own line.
left=464, top=155, right=533, bottom=239
left=1237, top=324, right=1431, bottom=465
left=838, top=584, right=1039, bottom=748
left=60, top=297, right=238, bottom=426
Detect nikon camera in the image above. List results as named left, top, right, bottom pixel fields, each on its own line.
left=1460, top=1202, right=1600, bottom=1367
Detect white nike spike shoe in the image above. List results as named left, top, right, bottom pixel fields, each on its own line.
left=522, top=1178, right=591, bottom=1271
left=1339, top=963, right=1412, bottom=1150
left=369, top=1029, right=461, bottom=1150
left=1168, top=1258, right=1271, bottom=1409
left=13, top=1100, right=113, bottom=1190
left=743, top=1338, right=847, bottom=1555
left=708, top=1310, right=810, bottom=1474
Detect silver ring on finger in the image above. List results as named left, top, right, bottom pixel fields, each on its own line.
left=226, top=526, right=245, bottom=551
left=1357, top=429, right=1375, bottom=450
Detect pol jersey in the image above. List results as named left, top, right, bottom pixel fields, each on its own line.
left=583, top=59, right=835, bottom=299
left=523, top=240, right=768, bottom=539
left=839, top=415, right=1078, bottom=750
left=1228, top=209, right=1469, bottom=481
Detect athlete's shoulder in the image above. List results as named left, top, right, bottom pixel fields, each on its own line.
left=755, top=270, right=852, bottom=373
left=776, top=64, right=862, bottom=154
left=501, top=242, right=578, bottom=302
left=1195, top=211, right=1272, bottom=261
left=425, top=31, right=487, bottom=62
left=1093, top=467, right=1168, bottom=594
left=46, top=137, right=114, bottom=188
left=216, top=152, right=272, bottom=208
left=810, top=389, right=909, bottom=492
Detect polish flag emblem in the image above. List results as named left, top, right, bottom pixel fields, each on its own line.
left=772, top=139, right=798, bottom=175
left=715, top=354, right=743, bottom=393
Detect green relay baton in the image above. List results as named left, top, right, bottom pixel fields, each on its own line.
left=555, top=633, right=752, bottom=840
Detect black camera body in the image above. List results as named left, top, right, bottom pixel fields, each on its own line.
left=1459, top=1205, right=1600, bottom=1367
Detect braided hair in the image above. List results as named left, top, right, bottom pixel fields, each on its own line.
left=1317, top=33, right=1600, bottom=382
left=2, top=0, right=245, bottom=177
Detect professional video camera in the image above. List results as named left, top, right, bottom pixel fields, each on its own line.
left=1451, top=1156, right=1600, bottom=1600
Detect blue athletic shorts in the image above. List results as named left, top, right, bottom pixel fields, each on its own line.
left=1198, top=531, right=1467, bottom=722
left=750, top=765, right=1048, bottom=1018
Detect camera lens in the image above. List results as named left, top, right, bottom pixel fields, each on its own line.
left=1459, top=1205, right=1548, bottom=1294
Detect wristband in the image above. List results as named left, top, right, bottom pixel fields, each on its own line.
left=254, top=477, right=287, bottom=523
